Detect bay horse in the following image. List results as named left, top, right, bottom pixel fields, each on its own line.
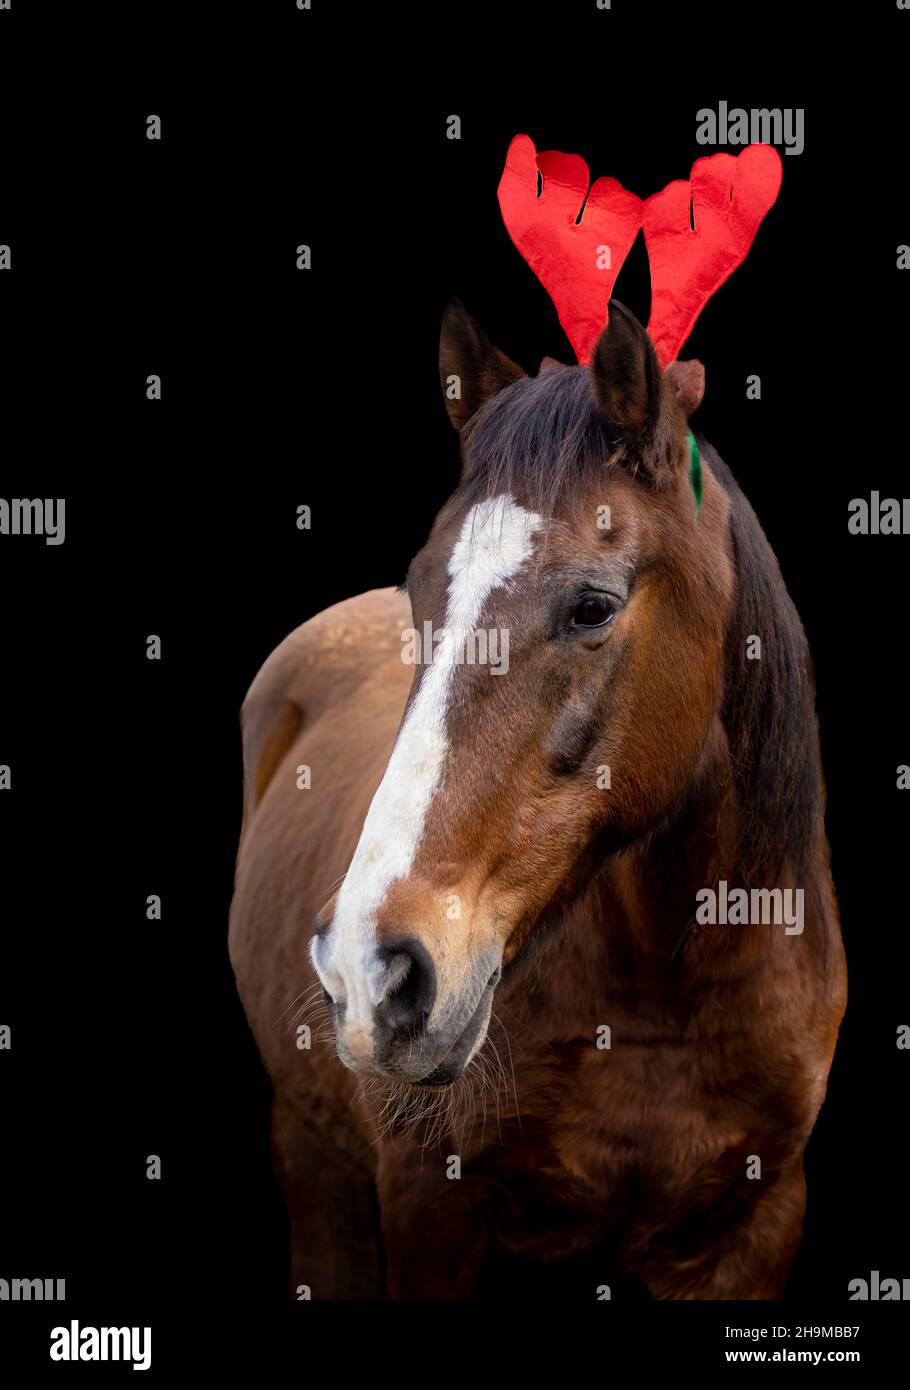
left=229, top=299, right=846, bottom=1300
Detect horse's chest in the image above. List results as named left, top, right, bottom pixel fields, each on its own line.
left=490, top=1040, right=760, bottom=1248
left=550, top=1043, right=734, bottom=1189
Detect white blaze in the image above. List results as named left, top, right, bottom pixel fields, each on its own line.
left=313, top=494, right=544, bottom=1046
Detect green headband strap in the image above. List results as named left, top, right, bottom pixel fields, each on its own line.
left=687, top=431, right=702, bottom=518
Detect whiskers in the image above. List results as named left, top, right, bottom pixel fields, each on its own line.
left=273, top=989, right=522, bottom=1158
left=273, top=982, right=334, bottom=1047
left=357, top=1012, right=520, bottom=1159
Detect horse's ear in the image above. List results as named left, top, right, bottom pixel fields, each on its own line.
left=439, top=300, right=525, bottom=433
left=591, top=301, right=690, bottom=486
left=591, top=298, right=683, bottom=483
left=590, top=300, right=663, bottom=436
left=664, top=359, right=705, bottom=418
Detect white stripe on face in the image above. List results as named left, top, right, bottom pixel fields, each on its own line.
left=313, top=494, right=544, bottom=1053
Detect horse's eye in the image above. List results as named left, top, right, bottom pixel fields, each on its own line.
left=572, top=593, right=616, bottom=628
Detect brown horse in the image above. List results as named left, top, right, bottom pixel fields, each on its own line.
left=229, top=300, right=846, bottom=1300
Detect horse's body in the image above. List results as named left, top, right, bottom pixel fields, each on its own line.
left=229, top=304, right=846, bottom=1299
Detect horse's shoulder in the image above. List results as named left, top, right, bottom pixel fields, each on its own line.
left=239, top=587, right=410, bottom=818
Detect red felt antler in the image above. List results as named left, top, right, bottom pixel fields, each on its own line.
left=497, top=134, right=643, bottom=365
left=644, top=145, right=782, bottom=367
left=497, top=137, right=782, bottom=370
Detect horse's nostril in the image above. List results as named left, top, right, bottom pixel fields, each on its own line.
left=312, top=907, right=333, bottom=938
left=488, top=965, right=502, bottom=987
left=377, top=937, right=437, bottom=1035
left=321, top=987, right=334, bottom=1008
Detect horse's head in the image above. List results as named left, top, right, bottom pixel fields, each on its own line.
left=312, top=300, right=737, bottom=1084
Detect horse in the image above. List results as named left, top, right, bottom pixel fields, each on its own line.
left=228, top=298, right=846, bottom=1300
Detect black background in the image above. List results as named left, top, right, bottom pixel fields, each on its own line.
left=1, top=0, right=908, bottom=1371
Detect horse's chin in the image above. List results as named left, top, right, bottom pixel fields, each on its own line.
left=340, top=1052, right=467, bottom=1088
left=413, top=982, right=496, bottom=1086
left=412, top=1063, right=463, bottom=1088
left=392, top=1030, right=485, bottom=1088
left=401, top=1016, right=493, bottom=1088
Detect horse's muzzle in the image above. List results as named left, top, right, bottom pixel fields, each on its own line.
left=321, top=945, right=501, bottom=1085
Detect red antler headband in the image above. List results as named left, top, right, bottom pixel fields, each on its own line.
left=497, top=134, right=782, bottom=368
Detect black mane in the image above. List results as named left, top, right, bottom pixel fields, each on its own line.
left=460, top=366, right=615, bottom=515
left=705, top=442, right=824, bottom=887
